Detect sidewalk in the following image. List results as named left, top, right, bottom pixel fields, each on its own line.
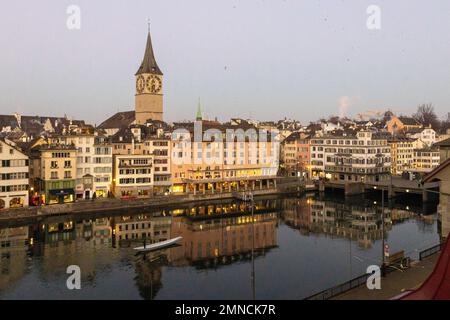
left=333, top=254, right=439, bottom=300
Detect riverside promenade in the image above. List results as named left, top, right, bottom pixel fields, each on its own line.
left=0, top=180, right=306, bottom=225
left=333, top=254, right=439, bottom=300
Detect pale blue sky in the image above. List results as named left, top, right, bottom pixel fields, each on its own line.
left=1, top=0, right=449, bottom=125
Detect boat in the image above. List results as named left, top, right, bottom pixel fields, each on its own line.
left=133, top=236, right=183, bottom=252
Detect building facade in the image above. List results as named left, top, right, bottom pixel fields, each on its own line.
left=0, top=139, right=29, bottom=209
left=281, top=132, right=310, bottom=177
left=388, top=137, right=414, bottom=175
left=31, top=145, right=77, bottom=204
left=49, top=132, right=113, bottom=199
left=112, top=154, right=154, bottom=198
left=412, top=147, right=440, bottom=174
left=310, top=131, right=391, bottom=183
left=170, top=120, right=279, bottom=194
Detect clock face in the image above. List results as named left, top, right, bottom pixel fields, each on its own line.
left=146, top=75, right=162, bottom=93
left=136, top=75, right=145, bottom=93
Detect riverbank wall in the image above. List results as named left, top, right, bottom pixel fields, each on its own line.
left=0, top=183, right=307, bottom=225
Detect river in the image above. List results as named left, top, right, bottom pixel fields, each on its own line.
left=0, top=192, right=441, bottom=299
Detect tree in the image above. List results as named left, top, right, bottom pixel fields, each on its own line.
left=413, top=103, right=439, bottom=129
left=440, top=113, right=450, bottom=134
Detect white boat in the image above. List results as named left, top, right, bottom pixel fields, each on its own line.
left=133, top=236, right=183, bottom=252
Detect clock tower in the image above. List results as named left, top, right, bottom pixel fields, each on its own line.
left=135, top=28, right=163, bottom=124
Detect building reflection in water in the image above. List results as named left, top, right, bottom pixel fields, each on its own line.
left=0, top=195, right=438, bottom=299
left=281, top=197, right=429, bottom=249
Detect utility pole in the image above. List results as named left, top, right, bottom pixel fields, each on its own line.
left=381, top=185, right=386, bottom=277
left=250, top=192, right=256, bottom=300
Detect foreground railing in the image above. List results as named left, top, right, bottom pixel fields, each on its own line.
left=419, top=243, right=443, bottom=261
left=305, top=241, right=444, bottom=300
left=305, top=273, right=370, bottom=300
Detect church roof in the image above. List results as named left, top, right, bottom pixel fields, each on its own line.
left=135, top=31, right=163, bottom=76
left=98, top=111, right=135, bottom=130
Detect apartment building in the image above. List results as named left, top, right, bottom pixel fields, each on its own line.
left=49, top=132, right=113, bottom=199
left=170, top=120, right=279, bottom=194
left=310, top=130, right=391, bottom=183
left=112, top=154, right=153, bottom=198
left=143, top=138, right=171, bottom=194
left=110, top=124, right=171, bottom=196
left=407, top=127, right=437, bottom=147
left=388, top=136, right=415, bottom=175
left=30, top=145, right=77, bottom=204
left=0, top=139, right=29, bottom=209
left=412, top=147, right=440, bottom=174
left=280, top=132, right=310, bottom=177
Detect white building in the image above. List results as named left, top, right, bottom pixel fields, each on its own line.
left=0, top=139, right=29, bottom=209
left=408, top=128, right=436, bottom=147
left=310, top=131, right=391, bottom=183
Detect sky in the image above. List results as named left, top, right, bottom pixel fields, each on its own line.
left=1, top=0, right=450, bottom=126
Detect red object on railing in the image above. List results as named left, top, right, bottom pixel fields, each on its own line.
left=399, top=234, right=450, bottom=300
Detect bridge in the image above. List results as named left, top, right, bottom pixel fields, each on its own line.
left=322, top=176, right=440, bottom=202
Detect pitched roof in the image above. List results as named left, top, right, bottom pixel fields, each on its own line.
left=435, top=138, right=450, bottom=147
left=398, top=116, right=421, bottom=126
left=0, top=114, right=86, bottom=137
left=97, top=111, right=135, bottom=129
left=423, top=157, right=450, bottom=182
left=135, top=31, right=163, bottom=76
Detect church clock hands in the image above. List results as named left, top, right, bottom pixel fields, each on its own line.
left=146, top=75, right=162, bottom=93
left=136, top=75, right=145, bottom=93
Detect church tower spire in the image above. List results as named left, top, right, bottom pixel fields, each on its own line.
left=135, top=24, right=164, bottom=124
left=196, top=98, right=203, bottom=121
left=135, top=26, right=163, bottom=76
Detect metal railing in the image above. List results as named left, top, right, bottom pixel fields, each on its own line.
left=305, top=273, right=370, bottom=300
left=419, top=243, right=443, bottom=261
left=306, top=242, right=442, bottom=300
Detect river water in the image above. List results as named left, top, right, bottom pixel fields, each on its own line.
left=0, top=192, right=440, bottom=300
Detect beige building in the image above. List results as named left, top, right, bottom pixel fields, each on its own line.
left=30, top=144, right=77, bottom=205
left=412, top=147, right=440, bottom=174
left=112, top=154, right=153, bottom=197
left=388, top=136, right=414, bottom=175
left=49, top=131, right=113, bottom=199
left=170, top=119, right=279, bottom=194
left=110, top=124, right=171, bottom=196
left=135, top=30, right=164, bottom=124
left=0, top=139, right=29, bottom=209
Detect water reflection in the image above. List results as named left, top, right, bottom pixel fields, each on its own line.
left=0, top=195, right=440, bottom=299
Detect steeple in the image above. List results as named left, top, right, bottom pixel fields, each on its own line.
left=196, top=98, right=203, bottom=121
left=135, top=26, right=163, bottom=76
